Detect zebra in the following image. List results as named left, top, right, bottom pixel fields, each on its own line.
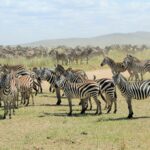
left=32, top=67, right=43, bottom=93
left=16, top=75, right=34, bottom=106
left=112, top=73, right=150, bottom=118
left=95, top=78, right=117, bottom=113
left=123, top=55, right=150, bottom=81
left=40, top=68, right=61, bottom=105
left=55, top=64, right=117, bottom=113
left=55, top=65, right=94, bottom=110
left=0, top=72, right=17, bottom=119
left=55, top=74, right=102, bottom=115
left=101, top=56, right=140, bottom=81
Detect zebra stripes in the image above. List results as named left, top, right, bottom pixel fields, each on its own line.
left=40, top=68, right=61, bottom=105
left=17, top=75, right=34, bottom=106
left=113, top=73, right=150, bottom=118
left=95, top=78, right=117, bottom=113
left=101, top=56, right=139, bottom=81
left=0, top=73, right=17, bottom=119
left=101, top=57, right=126, bottom=74
left=55, top=64, right=117, bottom=113
left=123, top=55, right=150, bottom=80
left=55, top=74, right=102, bottom=115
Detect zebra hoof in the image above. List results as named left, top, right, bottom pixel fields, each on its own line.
left=67, top=113, right=72, bottom=116
left=78, top=102, right=82, bottom=105
left=80, top=110, right=85, bottom=114
left=113, top=110, right=117, bottom=114
left=3, top=116, right=6, bottom=119
left=56, top=101, right=61, bottom=105
left=127, top=113, right=133, bottom=119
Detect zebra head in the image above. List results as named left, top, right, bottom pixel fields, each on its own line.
left=55, top=74, right=66, bottom=88
left=100, top=57, right=112, bottom=67
left=40, top=68, right=51, bottom=80
left=123, top=55, right=133, bottom=68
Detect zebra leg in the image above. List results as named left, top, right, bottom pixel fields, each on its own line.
left=100, top=92, right=107, bottom=110
left=106, top=95, right=112, bottom=114
left=89, top=98, right=92, bottom=110
left=93, top=96, right=102, bottom=115
left=3, top=101, right=7, bottom=119
left=8, top=102, right=11, bottom=119
left=56, top=88, right=61, bottom=105
left=49, top=85, right=52, bottom=92
left=31, top=91, right=34, bottom=105
left=126, top=98, right=133, bottom=119
left=67, top=97, right=72, bottom=116
left=80, top=99, right=87, bottom=114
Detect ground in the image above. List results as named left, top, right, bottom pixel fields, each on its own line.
left=0, top=68, right=150, bottom=150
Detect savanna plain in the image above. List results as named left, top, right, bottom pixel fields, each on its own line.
left=0, top=50, right=150, bottom=150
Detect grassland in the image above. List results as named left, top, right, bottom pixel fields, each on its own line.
left=0, top=50, right=150, bottom=70
left=0, top=50, right=150, bottom=150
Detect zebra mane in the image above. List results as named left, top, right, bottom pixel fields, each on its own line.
left=106, top=57, right=115, bottom=63
left=119, top=74, right=127, bottom=82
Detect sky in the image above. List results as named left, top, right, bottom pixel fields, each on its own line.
left=0, top=0, right=150, bottom=45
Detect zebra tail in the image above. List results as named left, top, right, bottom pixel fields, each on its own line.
left=99, top=90, right=106, bottom=101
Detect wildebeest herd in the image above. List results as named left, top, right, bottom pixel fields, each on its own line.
left=0, top=54, right=149, bottom=119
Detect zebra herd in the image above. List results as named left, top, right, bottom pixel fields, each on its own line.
left=0, top=54, right=149, bottom=119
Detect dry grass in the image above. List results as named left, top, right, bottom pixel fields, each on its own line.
left=0, top=50, right=150, bottom=150
left=0, top=70, right=150, bottom=150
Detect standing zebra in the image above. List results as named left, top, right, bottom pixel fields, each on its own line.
left=113, top=73, right=150, bottom=118
left=55, top=74, right=102, bottom=115
left=0, top=72, right=17, bottom=119
left=40, top=68, right=61, bottom=105
left=123, top=55, right=150, bottom=81
left=95, top=78, right=117, bottom=113
left=101, top=56, right=140, bottom=81
left=17, top=75, right=34, bottom=106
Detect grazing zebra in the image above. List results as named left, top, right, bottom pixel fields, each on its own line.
left=40, top=68, right=61, bottom=105
left=101, top=56, right=139, bottom=81
left=55, top=74, right=102, bottom=115
left=123, top=55, right=150, bottom=80
left=0, top=72, right=17, bottom=119
left=113, top=73, right=150, bottom=118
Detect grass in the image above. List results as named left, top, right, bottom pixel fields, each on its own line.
left=0, top=50, right=150, bottom=150
left=0, top=50, right=149, bottom=70
left=0, top=77, right=150, bottom=150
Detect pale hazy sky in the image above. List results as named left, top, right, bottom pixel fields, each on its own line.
left=0, top=0, right=150, bottom=45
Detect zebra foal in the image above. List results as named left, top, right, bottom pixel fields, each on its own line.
left=113, top=73, right=150, bottom=118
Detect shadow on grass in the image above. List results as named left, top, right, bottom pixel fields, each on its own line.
left=97, top=116, right=150, bottom=122
left=38, top=112, right=97, bottom=118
